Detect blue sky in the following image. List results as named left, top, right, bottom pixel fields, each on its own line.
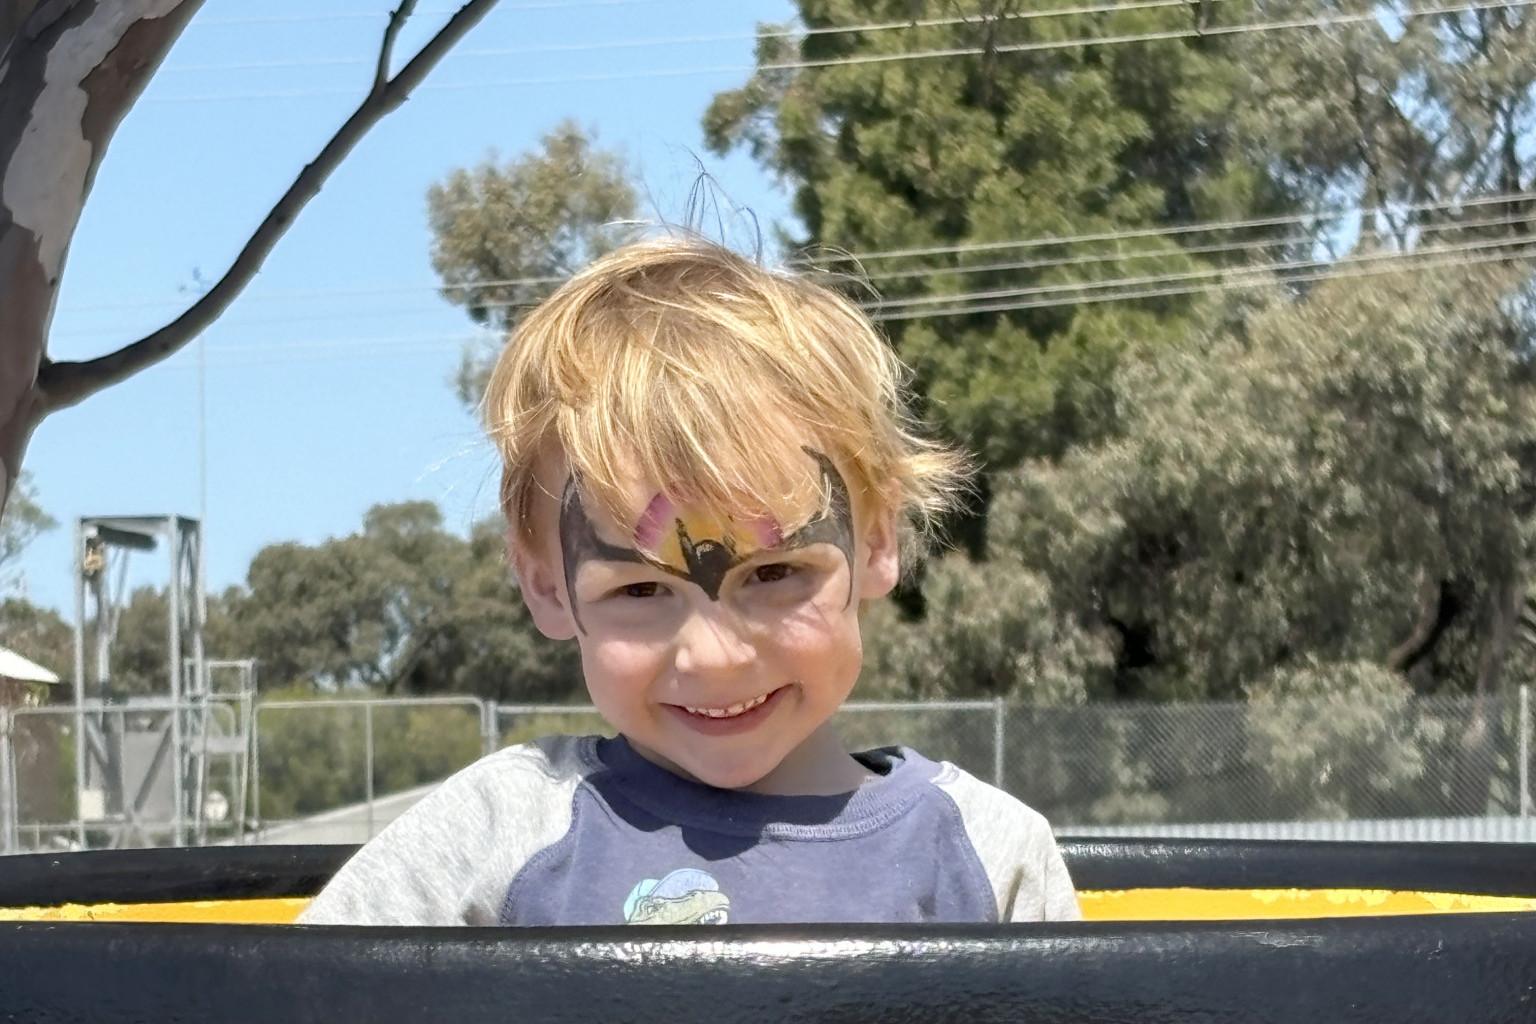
left=16, top=0, right=796, bottom=616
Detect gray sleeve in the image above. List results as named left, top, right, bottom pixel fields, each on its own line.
left=935, top=768, right=1082, bottom=922
left=297, top=739, right=584, bottom=926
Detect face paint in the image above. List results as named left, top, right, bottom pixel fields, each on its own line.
left=631, top=493, right=783, bottom=596
left=557, top=450, right=859, bottom=631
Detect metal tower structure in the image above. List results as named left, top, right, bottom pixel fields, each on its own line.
left=70, top=515, right=248, bottom=848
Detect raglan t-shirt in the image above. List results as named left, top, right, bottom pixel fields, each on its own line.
left=298, top=734, right=1081, bottom=926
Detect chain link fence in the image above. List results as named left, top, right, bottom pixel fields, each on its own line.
left=3, top=689, right=1533, bottom=852
left=252, top=697, right=490, bottom=843
left=1006, top=693, right=1532, bottom=827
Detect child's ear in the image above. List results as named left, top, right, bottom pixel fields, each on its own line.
left=857, top=506, right=901, bottom=601
left=507, top=527, right=579, bottom=641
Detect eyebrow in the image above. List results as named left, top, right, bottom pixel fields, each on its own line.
left=556, top=451, right=857, bottom=631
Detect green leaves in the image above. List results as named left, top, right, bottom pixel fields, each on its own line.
left=0, top=597, right=71, bottom=688
left=707, top=0, right=1292, bottom=469
left=989, top=266, right=1536, bottom=700
left=220, top=502, right=581, bottom=702
left=860, top=260, right=1536, bottom=715
left=0, top=472, right=56, bottom=593
left=427, top=121, right=639, bottom=407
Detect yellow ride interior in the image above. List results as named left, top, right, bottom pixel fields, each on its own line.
left=3, top=889, right=1534, bottom=924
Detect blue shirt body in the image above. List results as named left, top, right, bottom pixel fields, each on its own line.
left=300, top=734, right=1080, bottom=927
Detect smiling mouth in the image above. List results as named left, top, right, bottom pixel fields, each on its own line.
left=681, top=691, right=773, bottom=719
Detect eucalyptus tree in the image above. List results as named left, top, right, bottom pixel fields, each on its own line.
left=863, top=261, right=1536, bottom=702
left=218, top=501, right=581, bottom=702
left=705, top=0, right=1297, bottom=473
left=0, top=471, right=53, bottom=590
left=426, top=121, right=639, bottom=406
left=1240, top=1, right=1536, bottom=249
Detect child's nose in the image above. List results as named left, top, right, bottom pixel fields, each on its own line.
left=673, top=605, right=755, bottom=676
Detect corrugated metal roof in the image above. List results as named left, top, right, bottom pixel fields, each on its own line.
left=0, top=647, right=60, bottom=684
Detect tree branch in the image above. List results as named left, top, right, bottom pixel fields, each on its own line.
left=373, top=0, right=417, bottom=98
left=36, top=0, right=501, bottom=412
left=1385, top=575, right=1461, bottom=681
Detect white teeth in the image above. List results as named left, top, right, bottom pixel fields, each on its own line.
left=684, top=692, right=770, bottom=719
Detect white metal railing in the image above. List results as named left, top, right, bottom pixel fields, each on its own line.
left=3, top=688, right=1532, bottom=854
left=251, top=695, right=492, bottom=843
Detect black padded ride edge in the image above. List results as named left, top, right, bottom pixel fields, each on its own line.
left=2, top=915, right=1534, bottom=1024
left=1057, top=836, right=1536, bottom=895
left=0, top=844, right=354, bottom=907
left=4, top=838, right=1536, bottom=907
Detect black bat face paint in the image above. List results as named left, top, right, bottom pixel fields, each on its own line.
left=558, top=450, right=858, bottom=632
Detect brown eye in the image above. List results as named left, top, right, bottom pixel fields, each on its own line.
left=621, top=582, right=661, bottom=598
left=752, top=563, right=793, bottom=584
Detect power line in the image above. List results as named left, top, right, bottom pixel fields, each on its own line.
left=209, top=329, right=483, bottom=357
left=62, top=273, right=570, bottom=315
left=369, top=197, right=1536, bottom=307
left=84, top=233, right=1536, bottom=357
left=764, top=0, right=1534, bottom=73
left=164, top=32, right=749, bottom=73
left=873, top=239, right=1536, bottom=321
left=148, top=0, right=1533, bottom=102
left=201, top=242, right=1536, bottom=364
left=53, top=304, right=497, bottom=342
left=850, top=208, right=1536, bottom=285
left=147, top=62, right=748, bottom=101
left=400, top=213, right=1536, bottom=325
left=188, top=0, right=718, bottom=29
left=163, top=0, right=1226, bottom=74
left=868, top=227, right=1535, bottom=313
left=55, top=191, right=1536, bottom=327
left=873, top=243, right=1536, bottom=319
left=809, top=188, right=1536, bottom=264
left=795, top=0, right=1242, bottom=38
left=104, top=240, right=1534, bottom=367
left=854, top=204, right=1536, bottom=291
left=399, top=210, right=1536, bottom=322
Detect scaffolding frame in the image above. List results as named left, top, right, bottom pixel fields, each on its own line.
left=70, top=515, right=215, bottom=848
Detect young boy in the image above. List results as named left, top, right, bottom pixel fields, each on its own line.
left=300, top=237, right=1079, bottom=926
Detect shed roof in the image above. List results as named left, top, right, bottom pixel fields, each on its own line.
left=0, top=646, right=61, bottom=684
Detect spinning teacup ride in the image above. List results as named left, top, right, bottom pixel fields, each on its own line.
left=2, top=838, right=1533, bottom=1023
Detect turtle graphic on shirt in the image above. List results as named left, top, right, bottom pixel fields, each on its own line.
left=623, top=868, right=731, bottom=925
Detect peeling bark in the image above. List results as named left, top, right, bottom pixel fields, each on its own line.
left=0, top=0, right=201, bottom=519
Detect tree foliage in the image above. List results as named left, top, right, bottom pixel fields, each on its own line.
left=0, top=472, right=55, bottom=594
left=1242, top=1, right=1536, bottom=238
left=217, top=501, right=582, bottom=702
left=864, top=265, right=1536, bottom=704
left=706, top=0, right=1297, bottom=470
left=715, top=1, right=1536, bottom=720
left=1244, top=660, right=1430, bottom=820
left=255, top=690, right=485, bottom=822
left=427, top=121, right=639, bottom=406
left=0, top=596, right=71, bottom=684
left=105, top=586, right=176, bottom=698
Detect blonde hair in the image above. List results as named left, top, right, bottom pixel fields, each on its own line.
left=484, top=235, right=968, bottom=552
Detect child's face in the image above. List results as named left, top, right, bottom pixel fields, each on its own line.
left=513, top=449, right=899, bottom=794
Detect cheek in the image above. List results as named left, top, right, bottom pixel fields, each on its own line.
left=580, top=637, right=662, bottom=689
left=771, top=603, right=864, bottom=665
